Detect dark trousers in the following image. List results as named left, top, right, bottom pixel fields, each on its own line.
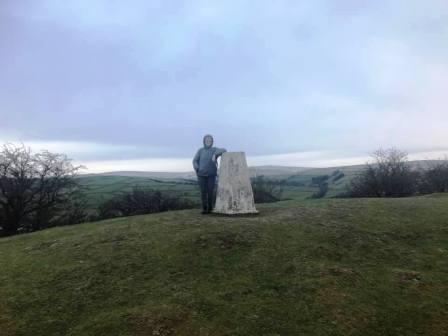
left=197, top=175, right=216, bottom=212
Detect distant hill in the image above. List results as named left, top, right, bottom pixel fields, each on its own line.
left=249, top=165, right=311, bottom=176
left=80, top=160, right=446, bottom=180
left=81, top=170, right=198, bottom=179
left=81, top=165, right=313, bottom=180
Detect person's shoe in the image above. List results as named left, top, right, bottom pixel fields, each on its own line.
left=201, top=210, right=208, bottom=215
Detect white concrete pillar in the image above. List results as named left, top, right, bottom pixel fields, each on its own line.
left=213, top=152, right=258, bottom=215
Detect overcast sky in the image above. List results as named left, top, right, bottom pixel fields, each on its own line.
left=1, top=0, right=447, bottom=172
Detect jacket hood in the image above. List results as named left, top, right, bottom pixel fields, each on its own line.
left=203, top=134, right=214, bottom=148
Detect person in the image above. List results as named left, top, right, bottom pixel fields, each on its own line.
left=192, top=134, right=227, bottom=214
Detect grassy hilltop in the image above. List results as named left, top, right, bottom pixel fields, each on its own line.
left=1, top=195, right=447, bottom=336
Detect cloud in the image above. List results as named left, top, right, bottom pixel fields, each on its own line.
left=1, top=140, right=137, bottom=160
left=79, top=148, right=448, bottom=173
left=0, top=0, right=447, bottom=168
left=78, top=157, right=193, bottom=174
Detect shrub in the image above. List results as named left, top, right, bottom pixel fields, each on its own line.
left=311, top=175, right=329, bottom=186
left=98, top=187, right=196, bottom=219
left=309, top=175, right=330, bottom=199
left=331, top=170, right=345, bottom=182
left=311, top=182, right=329, bottom=199
left=251, top=175, right=283, bottom=203
left=348, top=148, right=418, bottom=197
left=419, top=160, right=448, bottom=193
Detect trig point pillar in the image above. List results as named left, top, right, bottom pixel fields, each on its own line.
left=213, top=152, right=258, bottom=215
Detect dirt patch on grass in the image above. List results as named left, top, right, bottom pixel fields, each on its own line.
left=316, top=286, right=373, bottom=333
left=321, top=266, right=356, bottom=277
left=194, top=229, right=258, bottom=250
left=97, top=234, right=128, bottom=244
left=425, top=312, right=448, bottom=336
left=0, top=303, right=17, bottom=336
left=24, top=239, right=60, bottom=252
left=393, top=269, right=423, bottom=284
left=128, top=306, right=193, bottom=336
left=316, top=286, right=349, bottom=306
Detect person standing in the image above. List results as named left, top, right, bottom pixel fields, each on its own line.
left=193, top=134, right=227, bottom=214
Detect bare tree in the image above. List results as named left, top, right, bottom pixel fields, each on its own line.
left=419, top=158, right=448, bottom=193
left=0, top=143, right=85, bottom=236
left=348, top=148, right=418, bottom=197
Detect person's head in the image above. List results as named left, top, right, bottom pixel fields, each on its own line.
left=203, top=134, right=214, bottom=148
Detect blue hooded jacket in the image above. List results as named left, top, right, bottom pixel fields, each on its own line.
left=193, top=135, right=227, bottom=177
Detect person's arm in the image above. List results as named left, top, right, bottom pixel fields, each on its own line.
left=212, top=148, right=227, bottom=162
left=215, top=148, right=227, bottom=158
left=192, top=149, right=201, bottom=173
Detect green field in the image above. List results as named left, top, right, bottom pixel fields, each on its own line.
left=78, top=168, right=352, bottom=213
left=78, top=176, right=201, bottom=211
left=1, top=194, right=447, bottom=335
